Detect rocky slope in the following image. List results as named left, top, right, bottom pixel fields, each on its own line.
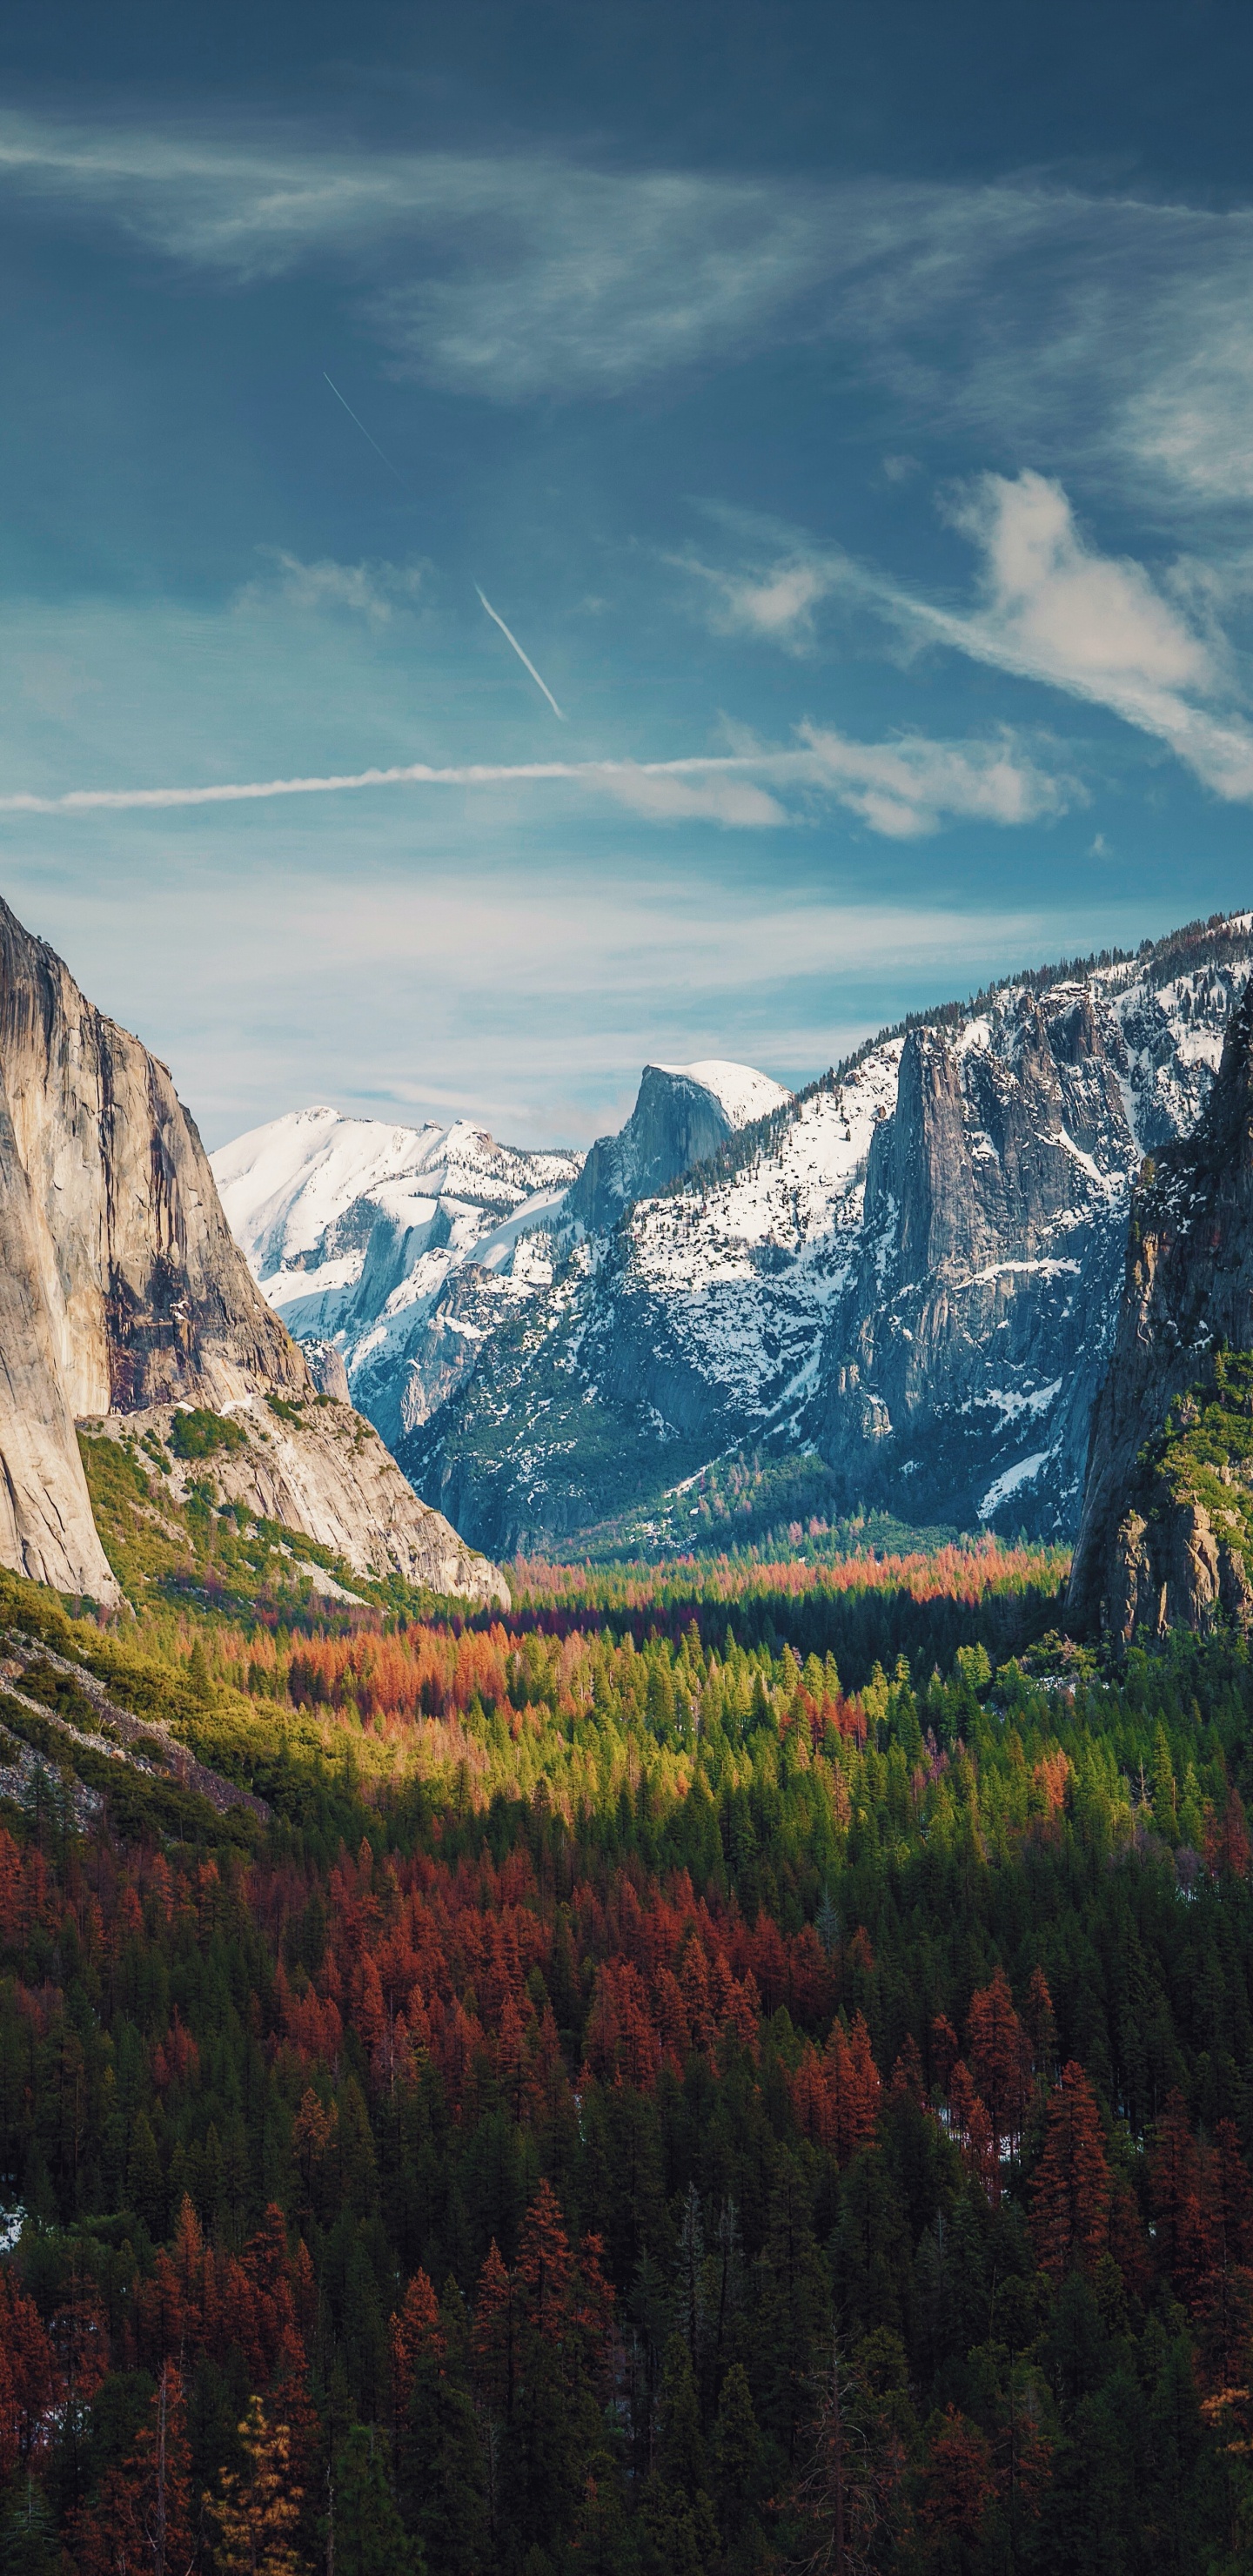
left=398, top=916, right=1253, bottom=1557
left=0, top=896, right=506, bottom=1607
left=83, top=1394, right=508, bottom=1603
left=1068, top=975, right=1253, bottom=1642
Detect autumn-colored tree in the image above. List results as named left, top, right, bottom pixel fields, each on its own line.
left=0, top=2265, right=57, bottom=2472
left=72, top=2363, right=196, bottom=2576
left=1149, top=2090, right=1204, bottom=2290
left=929, top=2014, right=960, bottom=2096
left=1030, top=2062, right=1111, bottom=2281
left=391, top=2266, right=445, bottom=2426
left=472, top=2238, right=517, bottom=2420
left=516, top=2176, right=573, bottom=2342
left=966, top=1966, right=1031, bottom=2155
left=207, top=2394, right=303, bottom=2576
left=826, top=2012, right=881, bottom=2163
left=915, top=2406, right=995, bottom=2564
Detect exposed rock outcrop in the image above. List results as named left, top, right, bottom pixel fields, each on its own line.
left=0, top=896, right=508, bottom=1606
left=566, top=1061, right=790, bottom=1234
left=1069, top=977, right=1253, bottom=1639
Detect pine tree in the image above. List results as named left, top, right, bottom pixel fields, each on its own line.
left=207, top=2393, right=303, bottom=2576
left=966, top=1965, right=1031, bottom=2156
left=0, top=2474, right=59, bottom=2576
left=71, top=2364, right=196, bottom=2576
left=326, top=2424, right=419, bottom=2576
left=916, top=2405, right=994, bottom=2559
left=516, top=2177, right=573, bottom=2343
left=397, top=2282, right=487, bottom=2576
left=1030, top=2063, right=1112, bottom=2282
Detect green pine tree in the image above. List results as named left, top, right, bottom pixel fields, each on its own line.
left=0, top=2475, right=60, bottom=2576
left=326, top=2425, right=421, bottom=2576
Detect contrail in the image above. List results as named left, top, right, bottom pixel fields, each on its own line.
left=323, top=373, right=405, bottom=485
left=475, top=587, right=566, bottom=721
left=0, top=751, right=785, bottom=815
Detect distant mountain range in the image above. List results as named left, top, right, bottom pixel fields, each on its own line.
left=214, top=912, right=1253, bottom=1562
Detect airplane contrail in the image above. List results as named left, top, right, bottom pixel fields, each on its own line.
left=0, top=750, right=785, bottom=814
left=475, top=587, right=566, bottom=721
left=323, top=373, right=405, bottom=485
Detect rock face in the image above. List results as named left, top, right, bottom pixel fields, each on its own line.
left=566, top=1061, right=791, bottom=1234
left=399, top=918, right=1253, bottom=1557
left=1068, top=977, right=1253, bottom=1640
left=0, top=896, right=507, bottom=1606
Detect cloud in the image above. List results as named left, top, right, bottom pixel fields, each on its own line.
left=947, top=471, right=1214, bottom=696
left=674, top=547, right=847, bottom=652
left=798, top=721, right=1073, bottom=838
left=240, top=551, right=425, bottom=622
left=681, top=473, right=1253, bottom=811
left=884, top=471, right=1253, bottom=804
left=10, top=831, right=1064, bottom=1147
left=0, top=731, right=1063, bottom=839
left=7, top=104, right=1253, bottom=479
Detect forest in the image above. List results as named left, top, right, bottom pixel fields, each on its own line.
left=0, top=1535, right=1250, bottom=2573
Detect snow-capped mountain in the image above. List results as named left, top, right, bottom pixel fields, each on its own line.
left=567, top=1058, right=792, bottom=1231
left=214, top=918, right=1253, bottom=1559
left=211, top=1109, right=581, bottom=1452
left=398, top=915, right=1253, bottom=1553
left=211, top=1062, right=793, bottom=1455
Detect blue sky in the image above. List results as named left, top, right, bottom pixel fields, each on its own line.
left=4, top=0, right=1253, bottom=1146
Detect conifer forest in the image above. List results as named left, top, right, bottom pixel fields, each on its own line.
left=0, top=1539, right=1250, bottom=2573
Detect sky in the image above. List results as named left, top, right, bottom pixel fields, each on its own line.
left=4, top=0, right=1253, bottom=1148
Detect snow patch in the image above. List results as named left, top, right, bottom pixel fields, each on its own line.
left=978, top=1452, right=1049, bottom=1519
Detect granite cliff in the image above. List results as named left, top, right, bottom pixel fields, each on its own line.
left=0, top=897, right=506, bottom=1607
left=1068, top=974, right=1253, bottom=1643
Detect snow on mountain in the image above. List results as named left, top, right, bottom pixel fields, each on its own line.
left=566, top=1058, right=794, bottom=1234
left=211, top=1107, right=582, bottom=1452
left=402, top=915, right=1253, bottom=1555
left=653, top=1059, right=792, bottom=1129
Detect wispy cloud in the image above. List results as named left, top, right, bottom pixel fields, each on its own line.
left=8, top=104, right=1253, bottom=486
left=881, top=472, right=1253, bottom=804
left=690, top=472, right=1253, bottom=809
left=673, top=546, right=848, bottom=652
left=0, top=726, right=1065, bottom=839
left=798, top=722, right=1072, bottom=838
left=239, top=551, right=425, bottom=621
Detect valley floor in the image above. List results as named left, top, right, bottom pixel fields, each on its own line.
left=0, top=1538, right=1250, bottom=2573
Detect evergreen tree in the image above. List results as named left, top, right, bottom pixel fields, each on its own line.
left=0, top=2474, right=59, bottom=2576
left=327, top=2424, right=420, bottom=2576
left=207, top=2394, right=303, bottom=2576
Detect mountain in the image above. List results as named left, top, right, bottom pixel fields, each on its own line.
left=211, top=1106, right=582, bottom=1450
left=0, top=896, right=506, bottom=1607
left=1068, top=972, right=1253, bottom=1643
left=395, top=916, right=1253, bottom=1558
left=566, top=1058, right=791, bottom=1231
